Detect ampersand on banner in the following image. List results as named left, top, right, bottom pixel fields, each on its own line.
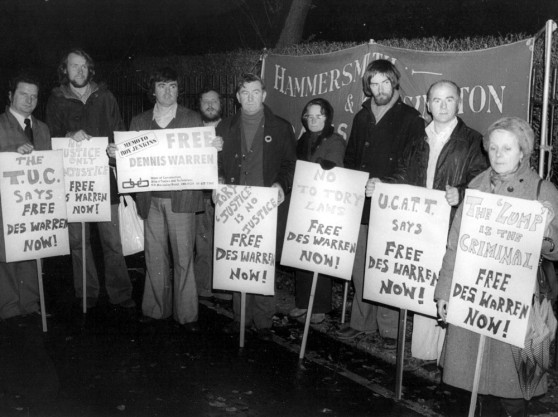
left=344, top=94, right=354, bottom=114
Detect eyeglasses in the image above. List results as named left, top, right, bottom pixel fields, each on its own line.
left=303, top=114, right=325, bottom=121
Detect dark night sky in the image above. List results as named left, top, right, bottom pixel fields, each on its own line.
left=0, top=0, right=557, bottom=71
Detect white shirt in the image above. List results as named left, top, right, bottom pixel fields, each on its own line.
left=425, top=117, right=458, bottom=189
left=9, top=107, right=31, bottom=131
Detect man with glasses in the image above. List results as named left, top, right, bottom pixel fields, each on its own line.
left=337, top=59, right=424, bottom=343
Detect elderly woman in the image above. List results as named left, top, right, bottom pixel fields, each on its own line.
left=288, top=98, right=346, bottom=324
left=435, top=117, right=558, bottom=416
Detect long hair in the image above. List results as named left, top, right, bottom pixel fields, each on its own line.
left=297, top=98, right=335, bottom=159
left=57, top=49, right=95, bottom=85
left=361, top=59, right=400, bottom=97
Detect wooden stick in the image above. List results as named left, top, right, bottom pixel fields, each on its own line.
left=240, top=292, right=246, bottom=348
left=82, top=222, right=87, bottom=314
left=299, top=271, right=318, bottom=360
left=395, top=308, right=406, bottom=400
left=36, top=259, right=47, bottom=332
left=468, top=335, right=486, bottom=417
left=341, top=281, right=349, bottom=324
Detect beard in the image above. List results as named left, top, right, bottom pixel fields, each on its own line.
left=372, top=92, right=392, bottom=106
left=69, top=74, right=91, bottom=89
left=201, top=109, right=222, bottom=123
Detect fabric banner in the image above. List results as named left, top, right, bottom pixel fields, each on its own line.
left=0, top=151, right=70, bottom=262
left=114, top=127, right=218, bottom=193
left=213, top=185, right=278, bottom=296
left=363, top=183, right=451, bottom=316
left=281, top=160, right=368, bottom=280
left=447, top=189, right=545, bottom=348
left=52, top=137, right=111, bottom=222
left=263, top=40, right=533, bottom=138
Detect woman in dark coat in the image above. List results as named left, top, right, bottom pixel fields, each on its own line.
left=435, top=117, right=558, bottom=416
left=288, top=98, right=346, bottom=324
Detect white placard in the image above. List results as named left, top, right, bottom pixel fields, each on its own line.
left=114, top=127, right=218, bottom=193
left=52, top=137, right=111, bottom=222
left=213, top=185, right=278, bottom=295
left=364, top=183, right=451, bottom=316
left=0, top=151, right=70, bottom=261
left=447, top=189, right=545, bottom=348
left=281, top=160, right=367, bottom=280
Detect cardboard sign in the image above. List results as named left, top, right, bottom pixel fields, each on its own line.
left=364, top=183, right=451, bottom=316
left=281, top=160, right=367, bottom=280
left=447, top=189, right=545, bottom=348
left=0, top=151, right=70, bottom=262
left=114, top=127, right=218, bottom=193
left=52, top=137, right=111, bottom=222
left=213, top=185, right=278, bottom=295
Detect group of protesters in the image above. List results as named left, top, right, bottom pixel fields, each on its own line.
left=1, top=47, right=558, bottom=417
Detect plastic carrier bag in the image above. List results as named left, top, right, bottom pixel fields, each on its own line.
left=118, top=195, right=144, bottom=256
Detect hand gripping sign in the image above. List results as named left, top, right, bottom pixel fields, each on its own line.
left=114, top=127, right=218, bottom=192
left=52, top=137, right=111, bottom=222
left=213, top=185, right=278, bottom=296
left=447, top=190, right=545, bottom=348
left=364, top=183, right=451, bottom=317
left=281, top=160, right=368, bottom=280
left=0, top=151, right=70, bottom=262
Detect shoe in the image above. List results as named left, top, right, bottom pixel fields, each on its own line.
left=213, top=292, right=232, bottom=301
left=310, top=313, right=325, bottom=324
left=182, top=321, right=200, bottom=333
left=115, top=299, right=136, bottom=309
left=77, top=297, right=98, bottom=309
left=336, top=327, right=365, bottom=340
left=295, top=313, right=326, bottom=324
left=138, top=315, right=158, bottom=324
left=289, top=308, right=307, bottom=319
left=256, top=328, right=273, bottom=341
left=222, top=321, right=240, bottom=334
left=381, top=337, right=397, bottom=349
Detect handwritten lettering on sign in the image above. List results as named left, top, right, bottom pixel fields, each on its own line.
left=0, top=151, right=69, bottom=262
left=364, top=183, right=451, bottom=317
left=213, top=185, right=278, bottom=295
left=52, top=137, right=111, bottom=222
left=281, top=161, right=367, bottom=280
left=447, top=189, right=545, bottom=348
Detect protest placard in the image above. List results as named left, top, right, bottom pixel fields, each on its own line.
left=0, top=151, right=69, bottom=262
left=446, top=189, right=545, bottom=348
left=363, top=183, right=451, bottom=317
left=52, top=137, right=111, bottom=222
left=213, top=185, right=278, bottom=295
left=281, top=160, right=368, bottom=280
left=114, top=126, right=218, bottom=193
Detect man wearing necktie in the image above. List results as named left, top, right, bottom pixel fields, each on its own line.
left=0, top=73, right=59, bottom=404
left=0, top=72, right=51, bottom=318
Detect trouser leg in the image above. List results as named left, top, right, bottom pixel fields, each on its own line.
left=349, top=225, right=377, bottom=332
left=97, top=204, right=133, bottom=305
left=168, top=208, right=197, bottom=324
left=295, top=269, right=332, bottom=313
left=68, top=222, right=99, bottom=299
left=0, top=261, right=39, bottom=319
left=142, top=198, right=172, bottom=319
left=194, top=197, right=214, bottom=297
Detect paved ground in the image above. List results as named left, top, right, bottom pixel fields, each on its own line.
left=2, top=254, right=558, bottom=416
